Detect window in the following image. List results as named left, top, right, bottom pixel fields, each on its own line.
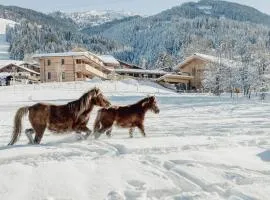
left=61, top=59, right=65, bottom=65
left=62, top=72, right=65, bottom=80
left=48, top=72, right=51, bottom=80
left=77, top=73, right=82, bottom=78
left=47, top=60, right=51, bottom=66
left=76, top=59, right=82, bottom=64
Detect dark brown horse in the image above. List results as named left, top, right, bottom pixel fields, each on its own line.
left=8, top=87, right=111, bottom=145
left=93, top=96, right=159, bottom=139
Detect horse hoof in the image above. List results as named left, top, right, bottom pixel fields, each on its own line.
left=94, top=133, right=101, bottom=139
left=76, top=134, right=85, bottom=140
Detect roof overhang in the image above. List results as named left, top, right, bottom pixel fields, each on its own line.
left=157, top=74, right=193, bottom=83
left=114, top=68, right=167, bottom=75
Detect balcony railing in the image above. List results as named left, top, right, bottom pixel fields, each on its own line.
left=76, top=64, right=107, bottom=79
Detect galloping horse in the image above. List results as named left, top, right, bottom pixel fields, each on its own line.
left=8, top=87, right=111, bottom=145
left=93, top=96, right=160, bottom=139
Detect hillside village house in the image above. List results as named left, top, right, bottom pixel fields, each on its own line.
left=174, top=53, right=241, bottom=90
left=33, top=52, right=110, bottom=82
left=33, top=51, right=173, bottom=82
left=32, top=51, right=240, bottom=91
left=98, top=55, right=170, bottom=80
left=94, top=55, right=170, bottom=80
left=0, top=60, right=40, bottom=84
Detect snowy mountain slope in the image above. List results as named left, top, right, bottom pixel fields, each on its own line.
left=0, top=34, right=10, bottom=60
left=0, top=18, right=16, bottom=34
left=0, top=18, right=16, bottom=60
left=0, top=79, right=269, bottom=200
left=53, top=10, right=138, bottom=29
left=0, top=5, right=78, bottom=31
left=159, top=0, right=270, bottom=27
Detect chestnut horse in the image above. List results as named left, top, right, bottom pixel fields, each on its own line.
left=93, top=96, right=159, bottom=139
left=8, top=87, right=110, bottom=145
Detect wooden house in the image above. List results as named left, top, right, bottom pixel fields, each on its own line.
left=33, top=52, right=110, bottom=83
left=175, top=53, right=240, bottom=90
left=0, top=60, right=40, bottom=84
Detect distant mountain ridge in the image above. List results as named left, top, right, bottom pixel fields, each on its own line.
left=49, top=10, right=139, bottom=29
left=0, top=5, right=78, bottom=31
left=81, top=0, right=270, bottom=67
left=158, top=0, right=270, bottom=27
left=0, top=5, right=125, bottom=60
left=82, top=16, right=141, bottom=35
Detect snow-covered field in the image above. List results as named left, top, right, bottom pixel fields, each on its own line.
left=0, top=79, right=269, bottom=200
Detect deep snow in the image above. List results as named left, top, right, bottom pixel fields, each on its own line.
left=0, top=79, right=269, bottom=200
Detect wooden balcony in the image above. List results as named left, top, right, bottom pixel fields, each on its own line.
left=75, top=64, right=107, bottom=79
left=157, top=74, right=193, bottom=84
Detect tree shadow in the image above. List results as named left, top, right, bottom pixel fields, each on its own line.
left=257, top=149, right=270, bottom=162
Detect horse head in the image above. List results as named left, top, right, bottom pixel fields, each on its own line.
left=91, top=87, right=111, bottom=108
left=142, top=96, right=160, bottom=114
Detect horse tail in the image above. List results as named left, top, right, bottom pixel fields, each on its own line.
left=8, top=106, right=29, bottom=145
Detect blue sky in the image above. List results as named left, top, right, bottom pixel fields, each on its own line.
left=1, top=0, right=270, bottom=15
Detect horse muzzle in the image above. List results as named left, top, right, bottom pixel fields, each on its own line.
left=154, top=107, right=160, bottom=114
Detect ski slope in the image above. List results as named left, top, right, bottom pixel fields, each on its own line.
left=0, top=79, right=269, bottom=200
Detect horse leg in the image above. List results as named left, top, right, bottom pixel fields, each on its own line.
left=84, top=127, right=92, bottom=138
left=94, top=126, right=106, bottom=139
left=94, top=125, right=112, bottom=139
left=129, top=128, right=135, bottom=138
left=76, top=126, right=92, bottom=140
left=93, top=116, right=114, bottom=139
left=137, top=124, right=146, bottom=137
left=25, top=128, right=35, bottom=144
left=33, top=124, right=46, bottom=144
left=106, top=127, right=113, bottom=138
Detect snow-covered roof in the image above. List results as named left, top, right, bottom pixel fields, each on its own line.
left=98, top=55, right=120, bottom=65
left=0, top=72, right=11, bottom=78
left=32, top=51, right=106, bottom=66
left=114, top=68, right=168, bottom=75
left=0, top=60, right=40, bottom=75
left=0, top=60, right=24, bottom=67
left=176, top=53, right=242, bottom=70
left=118, top=60, right=142, bottom=69
left=32, top=51, right=102, bottom=61
left=33, top=52, right=91, bottom=58
left=15, top=65, right=40, bottom=75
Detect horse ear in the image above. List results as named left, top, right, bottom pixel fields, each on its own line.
left=142, top=96, right=150, bottom=107
left=94, top=87, right=101, bottom=97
